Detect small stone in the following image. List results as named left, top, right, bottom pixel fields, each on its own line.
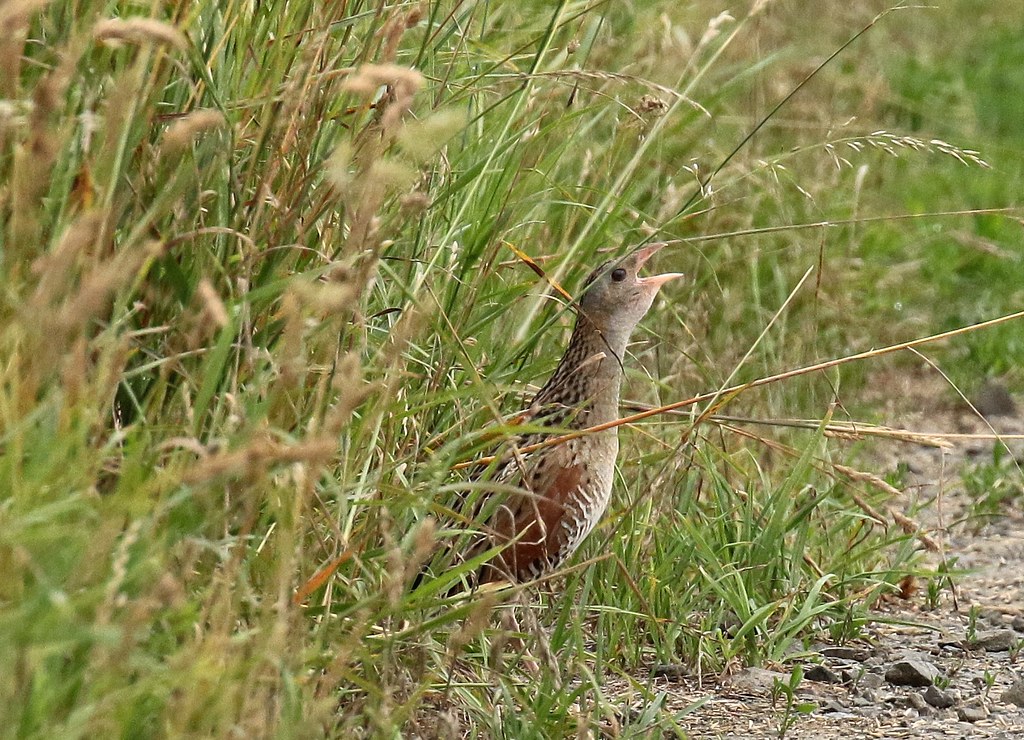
left=820, top=699, right=850, bottom=714
left=980, top=607, right=1007, bottom=626
left=885, top=659, right=941, bottom=687
left=923, top=684, right=956, bottom=709
left=805, top=664, right=841, bottom=683
left=1002, top=679, right=1024, bottom=707
left=881, top=692, right=901, bottom=706
left=956, top=705, right=988, bottom=722
left=972, top=380, right=1017, bottom=417
left=1012, top=614, right=1024, bottom=633
left=859, top=672, right=885, bottom=690
left=820, top=646, right=870, bottom=662
left=906, top=692, right=932, bottom=714
left=937, top=637, right=964, bottom=652
left=965, top=629, right=1019, bottom=652
left=727, top=667, right=789, bottom=696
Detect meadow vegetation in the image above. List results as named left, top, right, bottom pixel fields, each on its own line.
left=1, top=0, right=1021, bottom=735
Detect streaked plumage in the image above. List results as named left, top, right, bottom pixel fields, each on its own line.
left=471, top=243, right=681, bottom=585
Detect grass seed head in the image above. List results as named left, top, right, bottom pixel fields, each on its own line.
left=449, top=593, right=497, bottom=655
left=396, top=108, right=466, bottom=163
left=341, top=64, right=423, bottom=99
left=93, top=18, right=187, bottom=50
left=325, top=352, right=373, bottom=432
left=162, top=109, right=226, bottom=154
left=325, top=141, right=356, bottom=193
left=407, top=517, right=437, bottom=578
left=195, top=278, right=228, bottom=329
left=399, top=190, right=430, bottom=216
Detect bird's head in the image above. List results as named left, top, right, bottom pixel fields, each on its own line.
left=577, top=243, right=682, bottom=338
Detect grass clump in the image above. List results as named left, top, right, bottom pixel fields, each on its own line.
left=961, top=443, right=1023, bottom=527
left=1, top=0, right=1020, bottom=735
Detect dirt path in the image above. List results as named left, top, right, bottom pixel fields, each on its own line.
left=634, top=373, right=1024, bottom=738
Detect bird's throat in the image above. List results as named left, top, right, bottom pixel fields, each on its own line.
left=532, top=317, right=628, bottom=428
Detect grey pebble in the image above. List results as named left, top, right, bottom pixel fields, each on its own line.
left=907, top=691, right=932, bottom=714
left=972, top=380, right=1017, bottom=417
left=1002, top=678, right=1024, bottom=707
left=859, top=672, right=885, bottom=690
left=726, top=666, right=789, bottom=695
left=649, top=664, right=687, bottom=679
left=885, top=659, right=941, bottom=687
left=804, top=664, right=841, bottom=683
left=819, top=699, right=851, bottom=714
left=820, top=646, right=871, bottom=662
left=923, top=684, right=956, bottom=709
left=956, top=705, right=989, bottom=722
left=965, top=628, right=1019, bottom=652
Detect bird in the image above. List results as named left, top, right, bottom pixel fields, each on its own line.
left=430, top=242, right=682, bottom=591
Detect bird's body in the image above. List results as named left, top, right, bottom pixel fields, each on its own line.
left=479, top=307, right=627, bottom=583
left=468, top=243, right=681, bottom=586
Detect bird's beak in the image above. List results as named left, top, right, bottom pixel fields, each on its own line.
left=634, top=242, right=684, bottom=288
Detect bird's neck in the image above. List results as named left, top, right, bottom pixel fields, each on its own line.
left=533, top=315, right=631, bottom=427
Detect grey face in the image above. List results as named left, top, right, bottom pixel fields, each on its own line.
left=577, top=244, right=682, bottom=335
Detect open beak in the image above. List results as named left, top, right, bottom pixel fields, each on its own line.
left=634, top=242, right=684, bottom=288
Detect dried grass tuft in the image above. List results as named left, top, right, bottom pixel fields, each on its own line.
left=93, top=18, right=187, bottom=50
left=161, top=109, right=226, bottom=153
left=448, top=593, right=498, bottom=656
left=396, top=109, right=466, bottom=163
left=54, top=240, right=165, bottom=337
left=195, top=278, right=229, bottom=330
left=340, top=63, right=423, bottom=99
left=185, top=435, right=337, bottom=484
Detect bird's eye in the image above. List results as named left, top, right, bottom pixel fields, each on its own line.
left=611, top=268, right=627, bottom=282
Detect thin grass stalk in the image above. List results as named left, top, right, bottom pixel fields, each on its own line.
left=456, top=308, right=1024, bottom=469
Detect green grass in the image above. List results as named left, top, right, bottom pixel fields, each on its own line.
left=961, top=443, right=1023, bottom=527
left=2, top=0, right=1023, bottom=735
